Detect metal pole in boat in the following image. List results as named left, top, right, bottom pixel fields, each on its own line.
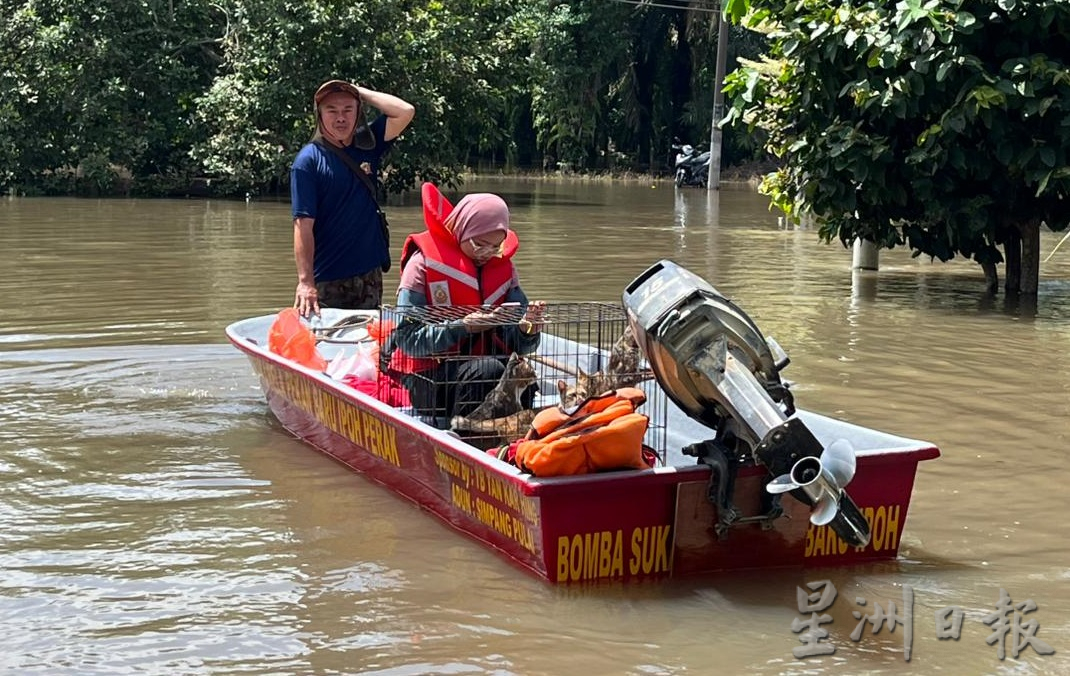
left=707, top=1, right=730, bottom=191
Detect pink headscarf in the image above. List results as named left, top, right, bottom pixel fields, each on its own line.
left=398, top=193, right=516, bottom=294
left=444, top=193, right=510, bottom=243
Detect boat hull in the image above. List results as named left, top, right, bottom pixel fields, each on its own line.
left=231, top=319, right=939, bottom=584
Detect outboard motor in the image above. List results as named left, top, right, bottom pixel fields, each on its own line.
left=622, top=259, right=870, bottom=547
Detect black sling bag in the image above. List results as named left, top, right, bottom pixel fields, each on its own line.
left=313, top=139, right=392, bottom=272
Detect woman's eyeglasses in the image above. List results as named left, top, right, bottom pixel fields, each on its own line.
left=468, top=239, right=504, bottom=257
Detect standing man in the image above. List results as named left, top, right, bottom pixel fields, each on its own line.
left=291, top=80, right=415, bottom=316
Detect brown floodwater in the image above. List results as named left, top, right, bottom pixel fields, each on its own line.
left=1, top=179, right=1068, bottom=674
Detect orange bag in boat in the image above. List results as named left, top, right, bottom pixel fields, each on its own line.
left=267, top=308, right=327, bottom=371
left=367, top=317, right=394, bottom=342
left=514, top=388, right=651, bottom=477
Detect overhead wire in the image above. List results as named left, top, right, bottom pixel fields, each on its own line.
left=606, top=0, right=726, bottom=14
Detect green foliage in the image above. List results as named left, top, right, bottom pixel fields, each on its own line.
left=190, top=0, right=528, bottom=194
left=0, top=0, right=221, bottom=194
left=724, top=0, right=1070, bottom=283
left=0, top=0, right=767, bottom=196
left=513, top=0, right=632, bottom=168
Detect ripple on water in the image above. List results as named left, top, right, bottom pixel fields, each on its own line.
left=0, top=343, right=345, bottom=672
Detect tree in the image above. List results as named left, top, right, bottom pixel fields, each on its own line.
left=0, top=0, right=767, bottom=195
left=512, top=0, right=634, bottom=170
left=0, top=0, right=222, bottom=194
left=511, top=0, right=763, bottom=174
left=724, top=0, right=1070, bottom=294
left=191, top=0, right=527, bottom=195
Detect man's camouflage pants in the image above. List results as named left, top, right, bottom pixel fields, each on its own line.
left=316, top=269, right=383, bottom=310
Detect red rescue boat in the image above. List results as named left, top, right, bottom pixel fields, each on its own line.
left=226, top=260, right=938, bottom=583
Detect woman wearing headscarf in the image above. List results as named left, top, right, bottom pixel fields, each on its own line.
left=385, top=185, right=544, bottom=422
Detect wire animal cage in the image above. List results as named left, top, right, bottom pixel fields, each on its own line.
left=379, top=301, right=669, bottom=463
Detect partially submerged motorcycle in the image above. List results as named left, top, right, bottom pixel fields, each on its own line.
left=672, top=142, right=711, bottom=188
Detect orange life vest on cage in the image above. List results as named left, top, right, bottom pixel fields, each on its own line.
left=513, top=387, right=652, bottom=477
left=389, top=183, right=520, bottom=374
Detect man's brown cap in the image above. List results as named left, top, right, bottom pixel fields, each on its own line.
left=314, top=80, right=361, bottom=105
left=313, top=80, right=374, bottom=150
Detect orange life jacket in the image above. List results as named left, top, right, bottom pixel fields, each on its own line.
left=390, top=183, right=520, bottom=374
left=267, top=308, right=327, bottom=371
left=514, top=387, right=652, bottom=477
left=399, top=229, right=519, bottom=306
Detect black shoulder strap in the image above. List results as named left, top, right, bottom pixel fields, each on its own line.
left=313, top=139, right=381, bottom=205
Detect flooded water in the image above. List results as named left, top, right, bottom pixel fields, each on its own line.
left=2, top=180, right=1069, bottom=675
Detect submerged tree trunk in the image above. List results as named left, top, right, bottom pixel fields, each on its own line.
left=1003, top=227, right=1022, bottom=294
left=1019, top=219, right=1041, bottom=295
left=981, top=260, right=999, bottom=293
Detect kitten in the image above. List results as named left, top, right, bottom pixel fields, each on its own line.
left=451, top=408, right=540, bottom=439
left=557, top=377, right=589, bottom=409
left=449, top=353, right=537, bottom=432
left=449, top=327, right=649, bottom=441
left=606, top=324, right=643, bottom=379
left=575, top=324, right=651, bottom=397
left=448, top=377, right=585, bottom=440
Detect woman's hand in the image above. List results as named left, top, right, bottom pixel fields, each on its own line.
left=461, top=309, right=499, bottom=333
left=519, top=300, right=545, bottom=335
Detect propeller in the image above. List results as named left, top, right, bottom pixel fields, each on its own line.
left=766, top=438, right=857, bottom=526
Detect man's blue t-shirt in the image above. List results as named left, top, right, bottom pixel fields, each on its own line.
left=290, top=115, right=392, bottom=282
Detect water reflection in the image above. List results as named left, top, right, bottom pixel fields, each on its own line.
left=850, top=269, right=879, bottom=304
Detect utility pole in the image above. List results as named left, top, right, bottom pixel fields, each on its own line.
left=707, top=3, right=730, bottom=191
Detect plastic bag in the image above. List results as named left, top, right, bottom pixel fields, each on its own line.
left=353, top=341, right=378, bottom=381
left=267, top=308, right=327, bottom=371
left=326, top=340, right=378, bottom=382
